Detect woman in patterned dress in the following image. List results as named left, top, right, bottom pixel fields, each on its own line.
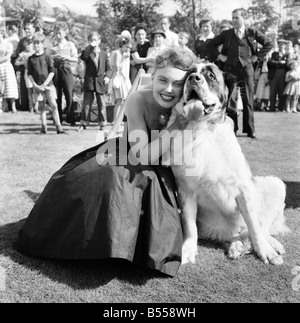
left=0, top=31, right=18, bottom=113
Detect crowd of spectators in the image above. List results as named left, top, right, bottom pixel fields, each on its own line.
left=0, top=14, right=299, bottom=135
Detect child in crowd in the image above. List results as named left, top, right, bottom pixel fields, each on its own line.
left=77, top=32, right=111, bottom=132
left=51, top=22, right=78, bottom=125
left=109, top=36, right=132, bottom=126
left=255, top=53, right=271, bottom=111
left=284, top=60, right=300, bottom=113
left=14, top=39, right=37, bottom=113
left=27, top=33, right=65, bottom=134
left=177, top=31, right=193, bottom=54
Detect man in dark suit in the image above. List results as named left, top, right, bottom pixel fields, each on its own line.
left=14, top=22, right=36, bottom=111
left=77, top=32, right=112, bottom=131
left=207, top=8, right=273, bottom=139
left=267, top=39, right=288, bottom=112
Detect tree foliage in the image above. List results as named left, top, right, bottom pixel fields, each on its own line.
left=95, top=0, right=163, bottom=49
left=172, top=0, right=212, bottom=44
left=3, top=0, right=46, bottom=33
left=281, top=0, right=300, bottom=42
left=247, top=0, right=279, bottom=38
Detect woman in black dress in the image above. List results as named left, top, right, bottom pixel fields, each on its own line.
left=17, top=48, right=197, bottom=277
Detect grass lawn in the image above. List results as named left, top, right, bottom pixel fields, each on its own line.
left=0, top=110, right=300, bottom=303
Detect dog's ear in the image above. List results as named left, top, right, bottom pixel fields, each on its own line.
left=223, top=72, right=239, bottom=115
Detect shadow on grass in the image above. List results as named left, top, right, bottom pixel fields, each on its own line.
left=0, top=220, right=169, bottom=291
left=0, top=123, right=39, bottom=127
left=0, top=127, right=42, bottom=135
left=285, top=182, right=300, bottom=209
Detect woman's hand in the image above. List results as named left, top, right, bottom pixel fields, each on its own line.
left=218, top=54, right=228, bottom=63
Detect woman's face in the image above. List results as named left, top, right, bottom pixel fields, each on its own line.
left=135, top=29, right=146, bottom=44
left=154, top=34, right=164, bottom=46
left=201, top=22, right=212, bottom=35
left=153, top=65, right=186, bottom=109
left=122, top=43, right=132, bottom=54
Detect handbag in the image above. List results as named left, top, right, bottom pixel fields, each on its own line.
left=112, top=74, right=121, bottom=90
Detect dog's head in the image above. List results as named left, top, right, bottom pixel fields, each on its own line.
left=179, top=63, right=238, bottom=124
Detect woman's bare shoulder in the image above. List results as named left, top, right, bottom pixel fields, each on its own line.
left=125, top=88, right=152, bottom=115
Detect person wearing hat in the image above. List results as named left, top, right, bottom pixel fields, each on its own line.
left=130, top=24, right=153, bottom=83
left=145, top=29, right=167, bottom=74
left=268, top=39, right=289, bottom=112
left=207, top=8, right=273, bottom=139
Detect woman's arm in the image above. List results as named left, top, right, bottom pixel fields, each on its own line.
left=131, top=51, right=155, bottom=65
left=145, top=48, right=155, bottom=68
left=126, top=90, right=186, bottom=165
left=0, top=42, right=13, bottom=64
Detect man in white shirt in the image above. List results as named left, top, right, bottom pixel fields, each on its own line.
left=160, top=17, right=178, bottom=47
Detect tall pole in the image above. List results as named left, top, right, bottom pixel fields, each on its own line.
left=278, top=0, right=283, bottom=38
left=192, top=0, right=196, bottom=41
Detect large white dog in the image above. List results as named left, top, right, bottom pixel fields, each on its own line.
left=163, top=63, right=289, bottom=265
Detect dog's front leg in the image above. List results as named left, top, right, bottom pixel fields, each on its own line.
left=236, top=184, right=284, bottom=265
left=180, top=192, right=198, bottom=264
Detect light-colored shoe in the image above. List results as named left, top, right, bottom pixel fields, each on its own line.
left=99, top=121, right=108, bottom=127
left=77, top=125, right=86, bottom=132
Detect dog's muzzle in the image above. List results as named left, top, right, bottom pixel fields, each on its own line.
left=183, top=73, right=220, bottom=119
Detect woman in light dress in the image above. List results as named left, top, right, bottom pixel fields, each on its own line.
left=109, top=36, right=132, bottom=124
left=0, top=31, right=18, bottom=113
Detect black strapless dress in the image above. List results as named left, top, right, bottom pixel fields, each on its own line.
left=17, top=131, right=183, bottom=277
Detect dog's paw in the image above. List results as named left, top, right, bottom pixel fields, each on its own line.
left=182, top=238, right=198, bottom=265
left=255, top=240, right=284, bottom=266
left=228, top=240, right=252, bottom=260
left=267, top=236, right=286, bottom=255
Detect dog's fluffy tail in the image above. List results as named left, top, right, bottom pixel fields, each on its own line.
left=254, top=176, right=290, bottom=236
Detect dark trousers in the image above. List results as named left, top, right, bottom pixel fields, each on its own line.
left=224, top=62, right=255, bottom=134
left=19, top=71, right=29, bottom=111
left=54, top=67, right=75, bottom=124
left=269, top=69, right=286, bottom=111
left=80, top=91, right=107, bottom=124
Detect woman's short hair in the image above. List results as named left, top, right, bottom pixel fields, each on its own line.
left=199, top=19, right=213, bottom=29
left=178, top=31, right=190, bottom=40
left=154, top=48, right=197, bottom=73
left=118, top=36, right=132, bottom=48
left=134, top=23, right=147, bottom=37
